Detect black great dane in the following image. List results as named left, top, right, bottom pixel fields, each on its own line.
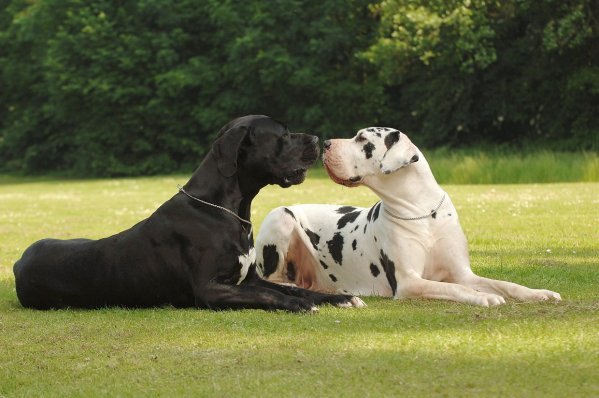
left=13, top=115, right=364, bottom=311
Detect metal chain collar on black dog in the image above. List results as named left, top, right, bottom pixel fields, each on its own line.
left=177, top=185, right=253, bottom=235
left=383, top=193, right=447, bottom=221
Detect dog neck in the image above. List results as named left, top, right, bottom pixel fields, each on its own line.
left=182, top=152, right=257, bottom=222
left=366, top=149, right=445, bottom=218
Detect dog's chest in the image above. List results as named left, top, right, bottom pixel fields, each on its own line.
left=237, top=247, right=256, bottom=285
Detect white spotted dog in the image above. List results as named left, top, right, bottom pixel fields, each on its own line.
left=255, top=127, right=562, bottom=306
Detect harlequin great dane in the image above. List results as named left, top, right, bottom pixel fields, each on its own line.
left=13, top=115, right=364, bottom=311
left=256, top=127, right=561, bottom=306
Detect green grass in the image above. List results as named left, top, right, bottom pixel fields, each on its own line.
left=411, top=149, right=599, bottom=184
left=1, top=170, right=598, bottom=397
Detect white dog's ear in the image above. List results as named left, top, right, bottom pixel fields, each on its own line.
left=379, top=131, right=419, bottom=174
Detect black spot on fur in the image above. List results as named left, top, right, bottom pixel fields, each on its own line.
left=366, top=205, right=375, bottom=222
left=379, top=250, right=397, bottom=296
left=336, top=206, right=357, bottom=214
left=363, top=142, right=376, bottom=159
left=304, top=228, right=320, bottom=251
left=352, top=239, right=357, bottom=250
left=370, top=263, right=380, bottom=277
left=319, top=260, right=328, bottom=269
left=432, top=211, right=437, bottom=219
left=329, top=274, right=337, bottom=282
left=327, top=233, right=344, bottom=265
left=262, top=244, right=278, bottom=277
left=374, top=236, right=377, bottom=242
left=363, top=224, right=367, bottom=234
left=372, top=202, right=381, bottom=222
left=283, top=207, right=296, bottom=220
left=375, top=132, right=381, bottom=138
left=337, top=210, right=361, bottom=229
left=286, top=261, right=296, bottom=281
left=367, top=128, right=375, bottom=133
left=384, top=131, right=400, bottom=149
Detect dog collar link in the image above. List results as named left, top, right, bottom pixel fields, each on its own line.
left=383, top=193, right=447, bottom=221
left=177, top=184, right=253, bottom=235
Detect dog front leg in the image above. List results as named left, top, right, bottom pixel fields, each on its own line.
left=193, top=282, right=318, bottom=312
left=457, top=274, right=561, bottom=302
left=396, top=276, right=506, bottom=307
left=244, top=274, right=366, bottom=308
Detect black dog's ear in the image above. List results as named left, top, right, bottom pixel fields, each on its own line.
left=212, top=125, right=249, bottom=177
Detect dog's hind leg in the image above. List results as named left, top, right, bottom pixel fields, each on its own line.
left=256, top=207, right=295, bottom=280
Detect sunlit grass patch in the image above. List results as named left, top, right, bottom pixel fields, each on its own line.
left=424, top=149, right=599, bottom=184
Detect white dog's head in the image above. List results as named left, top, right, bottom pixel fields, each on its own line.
left=323, top=127, right=420, bottom=187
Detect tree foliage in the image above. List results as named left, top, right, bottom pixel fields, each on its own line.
left=0, top=0, right=597, bottom=176
left=364, top=0, right=598, bottom=147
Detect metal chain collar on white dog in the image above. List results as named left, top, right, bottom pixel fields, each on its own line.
left=177, top=184, right=253, bottom=235
left=383, top=193, right=447, bottom=221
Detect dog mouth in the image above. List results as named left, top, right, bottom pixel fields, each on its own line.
left=280, top=168, right=308, bottom=187
left=323, top=162, right=361, bottom=187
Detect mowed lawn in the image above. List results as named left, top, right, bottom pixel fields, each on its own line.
left=0, top=172, right=598, bottom=397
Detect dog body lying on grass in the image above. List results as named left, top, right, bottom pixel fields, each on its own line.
left=13, top=115, right=364, bottom=311
left=256, top=127, right=561, bottom=306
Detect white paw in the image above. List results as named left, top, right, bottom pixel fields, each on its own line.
left=529, top=289, right=562, bottom=302
left=475, top=292, right=506, bottom=307
left=309, top=306, right=319, bottom=313
left=350, top=296, right=367, bottom=308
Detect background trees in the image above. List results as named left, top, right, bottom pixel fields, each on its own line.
left=0, top=0, right=597, bottom=176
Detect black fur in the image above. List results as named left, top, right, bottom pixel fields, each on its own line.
left=327, top=232, right=344, bottom=265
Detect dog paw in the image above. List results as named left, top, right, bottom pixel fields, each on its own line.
left=288, top=298, right=318, bottom=313
left=528, top=289, right=562, bottom=302
left=474, top=292, right=506, bottom=307
left=349, top=296, right=367, bottom=308
left=335, top=296, right=367, bottom=308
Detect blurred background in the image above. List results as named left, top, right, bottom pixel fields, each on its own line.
left=0, top=0, right=597, bottom=176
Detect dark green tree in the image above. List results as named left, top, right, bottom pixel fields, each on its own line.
left=0, top=0, right=381, bottom=176
left=364, top=0, right=598, bottom=148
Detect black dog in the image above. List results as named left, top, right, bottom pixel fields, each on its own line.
left=13, top=115, right=364, bottom=311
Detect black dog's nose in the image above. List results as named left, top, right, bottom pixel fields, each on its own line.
left=323, top=140, right=331, bottom=150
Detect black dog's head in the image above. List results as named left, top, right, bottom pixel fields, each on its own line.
left=212, top=115, right=319, bottom=189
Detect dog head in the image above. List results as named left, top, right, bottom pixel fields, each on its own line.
left=212, top=115, right=319, bottom=188
left=322, top=127, right=419, bottom=187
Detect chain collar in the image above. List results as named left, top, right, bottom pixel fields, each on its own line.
left=383, top=192, right=447, bottom=221
left=177, top=185, right=253, bottom=235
